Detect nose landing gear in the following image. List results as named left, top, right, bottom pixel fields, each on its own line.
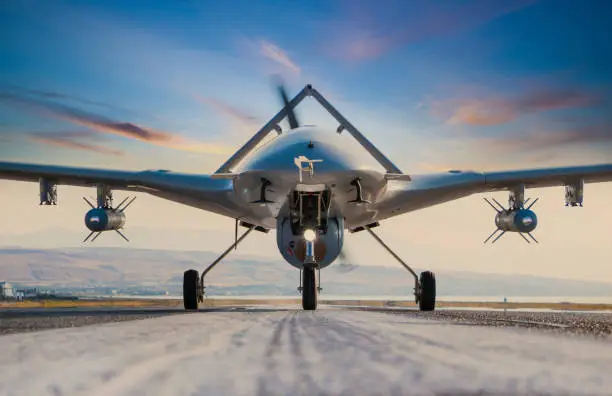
left=301, top=266, right=318, bottom=310
left=297, top=237, right=321, bottom=311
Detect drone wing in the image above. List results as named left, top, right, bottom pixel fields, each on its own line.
left=374, top=163, right=612, bottom=222
left=0, top=161, right=245, bottom=219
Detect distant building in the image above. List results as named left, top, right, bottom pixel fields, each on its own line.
left=16, top=288, right=39, bottom=298
left=0, top=282, right=14, bottom=299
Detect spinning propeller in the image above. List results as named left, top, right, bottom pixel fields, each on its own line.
left=274, top=76, right=300, bottom=130
left=335, top=244, right=359, bottom=273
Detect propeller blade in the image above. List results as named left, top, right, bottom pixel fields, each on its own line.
left=274, top=76, right=299, bottom=129
left=336, top=246, right=358, bottom=273
left=83, top=197, right=96, bottom=209
left=115, top=229, right=130, bottom=242
left=526, top=197, right=539, bottom=210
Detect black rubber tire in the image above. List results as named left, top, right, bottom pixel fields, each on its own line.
left=419, top=271, right=436, bottom=311
left=183, top=269, right=199, bottom=310
left=302, top=267, right=318, bottom=310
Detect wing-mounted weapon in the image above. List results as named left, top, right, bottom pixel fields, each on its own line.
left=82, top=185, right=136, bottom=243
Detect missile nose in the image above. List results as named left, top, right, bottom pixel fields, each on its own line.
left=516, top=209, right=538, bottom=232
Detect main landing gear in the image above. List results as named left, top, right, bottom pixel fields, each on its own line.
left=183, top=269, right=200, bottom=310
left=364, top=225, right=436, bottom=311
left=183, top=225, right=255, bottom=310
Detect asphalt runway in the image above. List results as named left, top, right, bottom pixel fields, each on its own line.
left=1, top=306, right=612, bottom=395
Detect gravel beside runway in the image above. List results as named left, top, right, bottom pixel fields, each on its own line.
left=351, top=307, right=612, bottom=337
left=2, top=305, right=611, bottom=338
left=432, top=310, right=612, bottom=336
left=0, top=308, right=184, bottom=335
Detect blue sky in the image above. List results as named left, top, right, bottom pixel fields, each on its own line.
left=1, top=0, right=611, bottom=172
left=2, top=1, right=612, bottom=282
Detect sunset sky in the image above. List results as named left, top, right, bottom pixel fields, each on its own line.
left=1, top=0, right=612, bottom=283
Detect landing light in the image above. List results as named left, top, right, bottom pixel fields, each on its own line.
left=304, top=229, right=316, bottom=242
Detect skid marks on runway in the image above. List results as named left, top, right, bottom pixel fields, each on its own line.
left=0, top=312, right=253, bottom=396
left=302, top=311, right=419, bottom=394
left=2, top=308, right=612, bottom=396
left=116, top=312, right=281, bottom=396
left=331, top=311, right=608, bottom=394
left=82, top=314, right=246, bottom=396
left=335, top=312, right=535, bottom=391
left=257, top=311, right=323, bottom=396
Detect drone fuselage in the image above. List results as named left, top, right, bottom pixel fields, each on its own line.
left=228, top=126, right=385, bottom=267
left=236, top=126, right=387, bottom=229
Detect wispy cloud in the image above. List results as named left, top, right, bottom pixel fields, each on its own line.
left=324, top=0, right=537, bottom=61
left=0, top=91, right=232, bottom=155
left=431, top=88, right=600, bottom=126
left=414, top=118, right=612, bottom=171
left=1, top=85, right=128, bottom=113
left=258, top=40, right=301, bottom=75
left=195, top=96, right=258, bottom=126
left=27, top=131, right=124, bottom=156
left=480, top=124, right=612, bottom=153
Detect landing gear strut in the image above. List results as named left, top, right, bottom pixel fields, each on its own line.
left=182, top=225, right=255, bottom=311
left=297, top=237, right=321, bottom=310
left=364, top=225, right=436, bottom=311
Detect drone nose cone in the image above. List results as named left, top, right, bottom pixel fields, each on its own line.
left=244, top=135, right=352, bottom=173
left=514, top=209, right=538, bottom=232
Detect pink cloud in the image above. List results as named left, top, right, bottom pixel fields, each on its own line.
left=27, top=132, right=124, bottom=156
left=432, top=89, right=600, bottom=126
left=259, top=40, right=300, bottom=74
left=195, top=96, right=258, bottom=126
left=484, top=124, right=612, bottom=152
left=325, top=0, right=537, bottom=61
left=0, top=91, right=233, bottom=155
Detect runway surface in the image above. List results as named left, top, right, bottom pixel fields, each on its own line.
left=1, top=306, right=612, bottom=395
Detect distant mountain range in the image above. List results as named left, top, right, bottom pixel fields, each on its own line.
left=0, top=247, right=611, bottom=297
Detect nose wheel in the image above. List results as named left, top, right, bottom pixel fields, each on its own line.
left=301, top=266, right=318, bottom=310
